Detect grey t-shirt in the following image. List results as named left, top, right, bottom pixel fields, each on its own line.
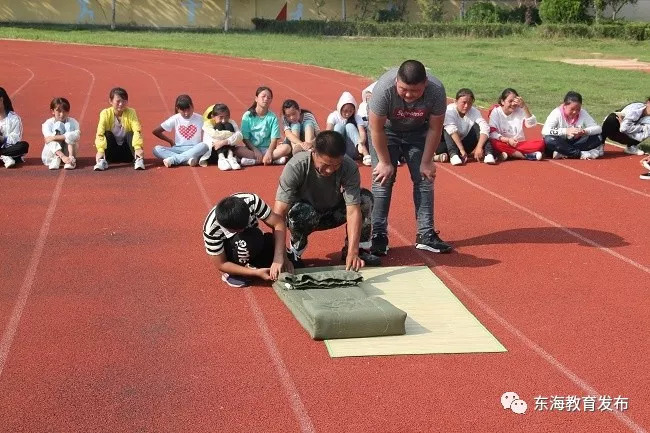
left=276, top=151, right=361, bottom=212
left=368, top=67, right=446, bottom=132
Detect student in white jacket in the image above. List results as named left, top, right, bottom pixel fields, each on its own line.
left=326, top=91, right=370, bottom=165
left=41, top=97, right=81, bottom=170
left=601, top=97, right=650, bottom=156
left=542, top=91, right=603, bottom=160
left=0, top=87, right=29, bottom=168
left=436, top=88, right=496, bottom=165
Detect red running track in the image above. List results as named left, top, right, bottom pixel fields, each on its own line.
left=0, top=40, right=649, bottom=433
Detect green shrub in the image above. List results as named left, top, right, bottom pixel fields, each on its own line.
left=506, top=5, right=541, bottom=25
left=464, top=2, right=502, bottom=23
left=539, top=0, right=589, bottom=23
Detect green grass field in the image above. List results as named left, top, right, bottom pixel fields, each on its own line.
left=1, top=26, right=649, bottom=121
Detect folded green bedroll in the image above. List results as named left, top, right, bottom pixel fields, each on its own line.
left=272, top=267, right=407, bottom=340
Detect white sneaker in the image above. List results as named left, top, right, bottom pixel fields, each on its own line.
left=595, top=144, right=605, bottom=157
left=188, top=157, right=198, bottom=167
left=217, top=157, right=231, bottom=171
left=48, top=156, right=61, bottom=170
left=199, top=159, right=208, bottom=167
left=433, top=153, right=448, bottom=163
left=227, top=156, right=241, bottom=170
left=240, top=157, right=257, bottom=167
left=624, top=145, right=644, bottom=156
left=552, top=151, right=567, bottom=160
left=134, top=157, right=145, bottom=170
left=273, top=156, right=288, bottom=165
left=500, top=152, right=509, bottom=161
left=93, top=159, right=108, bottom=171
left=450, top=154, right=463, bottom=166
left=362, top=154, right=372, bottom=166
left=483, top=154, right=496, bottom=165
left=588, top=148, right=601, bottom=159
left=642, top=160, right=650, bottom=171
left=163, top=157, right=174, bottom=168
left=1, top=155, right=16, bottom=168
left=580, top=150, right=596, bottom=160
left=64, top=157, right=76, bottom=170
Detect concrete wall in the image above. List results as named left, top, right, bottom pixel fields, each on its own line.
left=0, top=0, right=647, bottom=29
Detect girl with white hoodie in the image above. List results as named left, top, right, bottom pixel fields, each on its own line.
left=326, top=91, right=371, bottom=166
left=601, top=97, right=650, bottom=156
left=542, top=91, right=603, bottom=160
left=41, top=97, right=81, bottom=170
left=0, top=87, right=29, bottom=168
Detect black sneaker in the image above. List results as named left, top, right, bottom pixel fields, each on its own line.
left=286, top=248, right=305, bottom=268
left=415, top=232, right=452, bottom=254
left=341, top=247, right=382, bottom=267
left=370, top=234, right=389, bottom=256
left=221, top=273, right=249, bottom=288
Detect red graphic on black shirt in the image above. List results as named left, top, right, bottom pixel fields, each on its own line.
left=392, top=108, right=427, bottom=119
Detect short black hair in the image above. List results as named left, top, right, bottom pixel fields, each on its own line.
left=109, top=87, right=128, bottom=101
left=314, top=130, right=346, bottom=158
left=216, top=196, right=250, bottom=231
left=455, top=88, right=475, bottom=101
left=397, top=60, right=427, bottom=85
left=563, top=91, right=582, bottom=105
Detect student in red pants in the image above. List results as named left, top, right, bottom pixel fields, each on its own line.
left=488, top=88, right=544, bottom=161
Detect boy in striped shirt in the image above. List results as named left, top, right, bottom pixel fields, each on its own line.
left=203, top=192, right=291, bottom=287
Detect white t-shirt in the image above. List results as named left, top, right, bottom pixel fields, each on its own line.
left=160, top=113, right=204, bottom=145
left=488, top=106, right=537, bottom=141
left=443, top=103, right=489, bottom=139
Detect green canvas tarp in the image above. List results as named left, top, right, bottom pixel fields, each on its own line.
left=272, top=267, right=407, bottom=340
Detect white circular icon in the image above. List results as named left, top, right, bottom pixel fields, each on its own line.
left=501, top=391, right=520, bottom=409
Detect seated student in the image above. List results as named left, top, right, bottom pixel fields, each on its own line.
left=434, top=88, right=496, bottom=165
left=41, top=97, right=81, bottom=170
left=640, top=156, right=650, bottom=180
left=0, top=87, right=29, bottom=168
left=94, top=87, right=145, bottom=171
left=203, top=192, right=291, bottom=288
left=601, top=97, right=650, bottom=156
left=542, top=91, right=603, bottom=160
left=489, top=88, right=544, bottom=161
left=357, top=82, right=376, bottom=123
left=200, top=103, right=243, bottom=170
left=237, top=86, right=291, bottom=166
left=273, top=130, right=380, bottom=270
left=326, top=91, right=371, bottom=166
left=281, top=99, right=319, bottom=155
left=152, top=94, right=208, bottom=167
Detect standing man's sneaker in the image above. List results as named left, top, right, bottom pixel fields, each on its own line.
left=134, top=157, right=145, bottom=170
left=415, top=232, right=452, bottom=254
left=625, top=145, right=644, bottom=156
left=370, top=234, right=389, bottom=256
left=93, top=159, right=108, bottom=171
left=221, top=273, right=249, bottom=288
left=1, top=155, right=16, bottom=168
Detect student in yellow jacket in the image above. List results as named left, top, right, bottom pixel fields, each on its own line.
left=94, top=87, right=145, bottom=171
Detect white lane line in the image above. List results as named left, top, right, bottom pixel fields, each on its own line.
left=438, top=165, right=650, bottom=274
left=81, top=55, right=317, bottom=433
left=7, top=63, right=35, bottom=98
left=388, top=228, right=647, bottom=433
left=549, top=160, right=650, bottom=199
left=0, top=59, right=95, bottom=380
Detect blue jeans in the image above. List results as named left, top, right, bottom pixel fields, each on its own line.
left=369, top=127, right=434, bottom=239
left=334, top=123, right=360, bottom=159
left=153, top=141, right=208, bottom=165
